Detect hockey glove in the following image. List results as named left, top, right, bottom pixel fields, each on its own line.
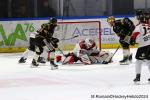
left=52, top=37, right=59, bottom=43
left=130, top=38, right=136, bottom=45
left=52, top=43, right=58, bottom=48
left=123, top=35, right=131, bottom=44
left=119, top=39, right=129, bottom=47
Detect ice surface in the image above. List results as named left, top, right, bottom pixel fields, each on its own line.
left=0, top=48, right=150, bottom=100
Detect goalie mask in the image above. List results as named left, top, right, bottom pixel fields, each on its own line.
left=85, top=38, right=94, bottom=48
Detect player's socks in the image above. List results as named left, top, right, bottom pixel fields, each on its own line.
left=148, top=78, right=150, bottom=82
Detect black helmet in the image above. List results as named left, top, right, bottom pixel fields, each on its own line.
left=49, top=17, right=57, bottom=24
left=135, top=10, right=144, bottom=21
left=135, top=10, right=143, bottom=16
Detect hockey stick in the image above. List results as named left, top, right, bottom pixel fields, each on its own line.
left=43, top=39, right=65, bottom=55
left=43, top=39, right=55, bottom=52
left=59, top=35, right=79, bottom=41
left=107, top=45, right=120, bottom=62
left=101, top=45, right=120, bottom=64
left=57, top=47, right=65, bottom=56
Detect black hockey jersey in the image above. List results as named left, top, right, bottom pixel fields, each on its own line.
left=41, top=23, right=57, bottom=37
left=113, top=18, right=135, bottom=37
left=35, top=22, right=57, bottom=46
left=37, top=23, right=57, bottom=39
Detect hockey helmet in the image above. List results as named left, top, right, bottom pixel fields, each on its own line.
left=144, top=11, right=150, bottom=19
left=135, top=10, right=143, bottom=16
left=107, top=16, right=115, bottom=26
left=49, top=17, right=57, bottom=24
left=85, top=38, right=94, bottom=48
left=135, top=10, right=144, bottom=20
left=107, top=16, right=115, bottom=22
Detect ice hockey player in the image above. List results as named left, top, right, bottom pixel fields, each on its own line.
left=107, top=16, right=135, bottom=65
left=131, top=10, right=150, bottom=84
left=19, top=17, right=59, bottom=69
left=135, top=9, right=150, bottom=25
left=56, top=38, right=113, bottom=65
left=18, top=29, right=46, bottom=64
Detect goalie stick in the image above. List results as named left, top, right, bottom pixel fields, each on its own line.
left=85, top=46, right=120, bottom=64
left=103, top=45, right=120, bottom=63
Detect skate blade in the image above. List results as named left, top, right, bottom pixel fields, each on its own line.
left=30, top=65, right=40, bottom=68
left=18, top=62, right=26, bottom=64
left=134, top=81, right=140, bottom=85
left=120, top=62, right=130, bottom=65
left=129, top=60, right=132, bottom=63
left=120, top=63, right=130, bottom=65
left=51, top=66, right=58, bottom=70
left=37, top=61, right=46, bottom=64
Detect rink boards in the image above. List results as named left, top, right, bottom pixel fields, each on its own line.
left=0, top=16, right=138, bottom=52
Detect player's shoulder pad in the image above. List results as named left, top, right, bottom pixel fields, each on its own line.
left=42, top=23, right=50, bottom=29
left=41, top=23, right=47, bottom=27
left=121, top=18, right=131, bottom=24
left=114, top=19, right=121, bottom=24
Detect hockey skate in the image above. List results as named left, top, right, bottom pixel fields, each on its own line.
left=148, top=78, right=150, bottom=84
left=18, top=57, right=27, bottom=63
left=37, top=57, right=46, bottom=64
left=102, top=61, right=109, bottom=64
left=119, top=56, right=130, bottom=65
left=133, top=74, right=140, bottom=85
left=31, top=59, right=39, bottom=68
left=50, top=60, right=58, bottom=70
left=102, top=59, right=112, bottom=64
left=129, top=54, right=132, bottom=63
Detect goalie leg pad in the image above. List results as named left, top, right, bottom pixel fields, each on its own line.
left=62, top=53, right=81, bottom=64
left=91, top=51, right=113, bottom=64
left=63, top=55, right=75, bottom=64
left=80, top=54, right=91, bottom=64
left=88, top=56, right=98, bottom=64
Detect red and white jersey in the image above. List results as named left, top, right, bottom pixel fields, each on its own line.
left=73, top=40, right=99, bottom=56
left=131, top=23, right=150, bottom=47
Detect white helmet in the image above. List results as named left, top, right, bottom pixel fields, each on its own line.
left=85, top=38, right=94, bottom=47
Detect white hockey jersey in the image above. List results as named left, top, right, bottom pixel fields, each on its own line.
left=73, top=40, right=99, bottom=57
left=132, top=23, right=150, bottom=47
